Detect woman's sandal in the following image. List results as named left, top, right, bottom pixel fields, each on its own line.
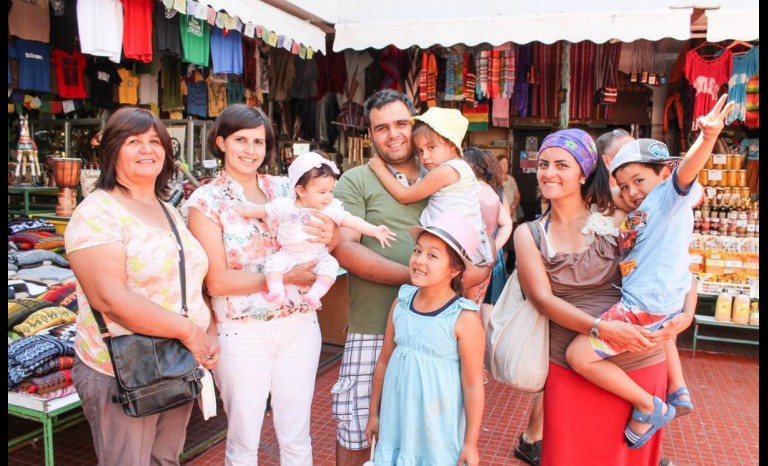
left=667, top=387, right=694, bottom=417
left=625, top=396, right=676, bottom=449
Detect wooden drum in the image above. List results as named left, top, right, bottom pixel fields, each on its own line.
left=52, top=158, right=82, bottom=188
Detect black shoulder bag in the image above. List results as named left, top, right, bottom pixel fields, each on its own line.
left=92, top=201, right=203, bottom=417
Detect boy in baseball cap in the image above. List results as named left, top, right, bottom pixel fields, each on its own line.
left=567, top=95, right=735, bottom=449
left=234, top=151, right=396, bottom=307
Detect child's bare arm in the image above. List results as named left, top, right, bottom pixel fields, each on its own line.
left=456, top=309, right=485, bottom=466
left=368, top=154, right=457, bottom=203
left=339, top=214, right=397, bottom=248
left=366, top=301, right=398, bottom=445
left=677, top=95, right=735, bottom=187
left=231, top=201, right=268, bottom=219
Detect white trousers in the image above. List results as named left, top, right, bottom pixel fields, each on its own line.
left=214, top=311, right=322, bottom=466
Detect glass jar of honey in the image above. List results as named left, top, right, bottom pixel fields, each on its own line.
left=699, top=170, right=709, bottom=186
left=737, top=170, right=747, bottom=187
left=703, top=153, right=713, bottom=169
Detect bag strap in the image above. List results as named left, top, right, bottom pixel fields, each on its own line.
left=159, top=201, right=187, bottom=316
left=92, top=201, right=188, bottom=338
left=517, top=221, right=542, bottom=301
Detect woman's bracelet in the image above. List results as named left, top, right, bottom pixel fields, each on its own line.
left=181, top=321, right=196, bottom=344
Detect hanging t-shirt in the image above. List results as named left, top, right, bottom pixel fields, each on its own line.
left=117, top=68, right=140, bottom=104
left=740, top=138, right=759, bottom=160
left=49, top=0, right=78, bottom=53
left=207, top=77, right=227, bottom=117
left=186, top=80, right=208, bottom=117
left=726, top=46, right=759, bottom=125
left=210, top=27, right=243, bottom=74
left=226, top=81, right=245, bottom=105
left=10, top=0, right=50, bottom=43
left=122, top=0, right=153, bottom=63
left=85, top=58, right=122, bottom=109
left=13, top=39, right=51, bottom=93
left=684, top=49, right=732, bottom=130
left=153, top=2, right=182, bottom=58
left=139, top=72, right=159, bottom=105
left=77, top=0, right=124, bottom=63
left=51, top=50, right=87, bottom=98
left=161, top=55, right=184, bottom=111
left=179, top=14, right=210, bottom=67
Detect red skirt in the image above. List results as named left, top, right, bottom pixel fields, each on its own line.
left=542, top=361, right=667, bottom=466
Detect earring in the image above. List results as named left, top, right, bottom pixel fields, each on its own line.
left=580, top=179, right=586, bottom=185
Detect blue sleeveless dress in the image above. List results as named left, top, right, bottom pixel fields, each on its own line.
left=375, top=285, right=479, bottom=465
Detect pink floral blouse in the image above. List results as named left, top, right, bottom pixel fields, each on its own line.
left=185, top=170, right=315, bottom=322
left=65, top=190, right=210, bottom=375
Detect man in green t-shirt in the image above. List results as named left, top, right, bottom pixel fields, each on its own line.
left=331, top=90, right=428, bottom=465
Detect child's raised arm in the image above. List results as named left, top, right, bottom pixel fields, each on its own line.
left=339, top=214, right=397, bottom=248
left=456, top=309, right=485, bottom=466
left=366, top=301, right=398, bottom=446
left=677, top=94, right=736, bottom=188
left=368, top=154, right=459, bottom=204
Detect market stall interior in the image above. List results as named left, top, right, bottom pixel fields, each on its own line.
left=7, top=0, right=758, bottom=465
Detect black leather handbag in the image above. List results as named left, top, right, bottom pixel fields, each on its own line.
left=92, top=202, right=203, bottom=417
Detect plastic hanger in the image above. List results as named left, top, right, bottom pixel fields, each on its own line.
left=726, top=40, right=755, bottom=55
left=691, top=41, right=726, bottom=59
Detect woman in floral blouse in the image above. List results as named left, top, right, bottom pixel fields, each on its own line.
left=186, top=104, right=335, bottom=466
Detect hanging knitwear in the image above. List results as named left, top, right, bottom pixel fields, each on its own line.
left=444, top=53, right=456, bottom=100
left=404, top=47, right=421, bottom=107
left=454, top=53, right=464, bottom=101
left=380, top=45, right=403, bottom=91
left=504, top=45, right=516, bottom=98
left=464, top=52, right=476, bottom=104
left=513, top=44, right=531, bottom=117
left=463, top=102, right=489, bottom=131
left=476, top=49, right=489, bottom=99
left=425, top=52, right=438, bottom=107
left=420, top=52, right=430, bottom=103
left=569, top=42, right=596, bottom=120
left=489, top=49, right=501, bottom=98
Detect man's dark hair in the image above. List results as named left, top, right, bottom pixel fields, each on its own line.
left=363, top=89, right=416, bottom=128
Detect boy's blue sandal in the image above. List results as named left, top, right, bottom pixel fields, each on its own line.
left=667, top=387, right=694, bottom=417
left=625, top=397, right=676, bottom=449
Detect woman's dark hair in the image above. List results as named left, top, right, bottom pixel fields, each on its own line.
left=363, top=89, right=416, bottom=127
left=295, top=164, right=338, bottom=189
left=415, top=231, right=466, bottom=294
left=583, top=155, right=613, bottom=212
left=464, top=146, right=504, bottom=192
left=207, top=104, right=276, bottom=165
left=94, top=107, right=175, bottom=199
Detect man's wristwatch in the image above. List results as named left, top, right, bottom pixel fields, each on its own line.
left=589, top=317, right=603, bottom=339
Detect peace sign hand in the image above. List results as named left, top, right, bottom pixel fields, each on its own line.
left=695, top=94, right=736, bottom=140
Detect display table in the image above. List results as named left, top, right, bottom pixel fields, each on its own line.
left=8, top=186, right=58, bottom=217
left=8, top=392, right=84, bottom=466
left=691, top=315, right=759, bottom=357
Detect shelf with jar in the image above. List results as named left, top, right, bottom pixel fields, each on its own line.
left=688, top=232, right=759, bottom=300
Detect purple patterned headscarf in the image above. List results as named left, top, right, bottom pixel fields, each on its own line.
left=539, top=129, right=598, bottom=177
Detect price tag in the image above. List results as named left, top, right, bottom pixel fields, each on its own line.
left=293, top=143, right=311, bottom=155
left=202, top=159, right=218, bottom=169
left=712, top=153, right=727, bottom=165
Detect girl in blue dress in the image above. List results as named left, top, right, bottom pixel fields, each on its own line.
left=366, top=214, right=485, bottom=466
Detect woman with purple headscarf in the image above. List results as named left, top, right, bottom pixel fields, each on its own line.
left=512, top=129, right=667, bottom=466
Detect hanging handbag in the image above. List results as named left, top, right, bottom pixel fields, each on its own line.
left=594, top=44, right=618, bottom=105
left=92, top=202, right=203, bottom=417
left=485, top=222, right=549, bottom=393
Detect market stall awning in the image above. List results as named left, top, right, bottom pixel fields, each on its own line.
left=198, top=0, right=327, bottom=54
left=332, top=2, right=693, bottom=51
left=706, top=7, right=760, bottom=42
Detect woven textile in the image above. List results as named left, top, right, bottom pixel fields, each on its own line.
left=8, top=335, right=75, bottom=387
left=31, top=355, right=76, bottom=377
left=9, top=249, right=70, bottom=268
left=19, top=369, right=73, bottom=395
left=745, top=73, right=759, bottom=128
left=404, top=47, right=421, bottom=107
left=8, top=218, right=56, bottom=236
left=38, top=282, right=78, bottom=311
left=569, top=42, right=597, bottom=120
left=8, top=231, right=66, bottom=251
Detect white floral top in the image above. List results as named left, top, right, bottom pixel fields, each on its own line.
left=185, top=170, right=315, bottom=322
left=581, top=204, right=618, bottom=246
left=65, top=190, right=210, bottom=375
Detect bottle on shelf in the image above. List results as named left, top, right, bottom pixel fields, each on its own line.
left=748, top=301, right=759, bottom=326
left=700, top=200, right=711, bottom=235
left=732, top=294, right=751, bottom=325
left=714, top=291, right=733, bottom=322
